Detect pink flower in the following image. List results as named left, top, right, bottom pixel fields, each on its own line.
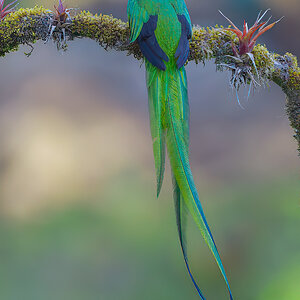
left=54, top=0, right=68, bottom=23
left=220, top=9, right=283, bottom=57
left=0, top=0, right=18, bottom=20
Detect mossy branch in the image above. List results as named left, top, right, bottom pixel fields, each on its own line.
left=1, top=7, right=299, bottom=155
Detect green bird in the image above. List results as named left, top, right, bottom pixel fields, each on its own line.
left=127, top=1, right=233, bottom=298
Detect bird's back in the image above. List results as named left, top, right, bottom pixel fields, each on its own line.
left=155, top=2, right=182, bottom=62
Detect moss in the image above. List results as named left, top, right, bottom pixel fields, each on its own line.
left=189, top=26, right=210, bottom=63
left=0, top=6, right=49, bottom=56
left=1, top=8, right=299, bottom=97
left=71, top=12, right=129, bottom=51
left=0, top=7, right=299, bottom=154
left=252, top=44, right=274, bottom=80
left=285, top=52, right=298, bottom=68
left=282, top=53, right=300, bottom=94
left=271, top=53, right=300, bottom=93
left=287, top=68, right=300, bottom=92
left=189, top=26, right=235, bottom=64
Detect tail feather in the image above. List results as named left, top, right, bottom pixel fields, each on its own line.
left=171, top=69, right=206, bottom=298
left=146, top=63, right=166, bottom=197
left=146, top=62, right=233, bottom=299
left=172, top=172, right=206, bottom=300
left=166, top=68, right=233, bottom=300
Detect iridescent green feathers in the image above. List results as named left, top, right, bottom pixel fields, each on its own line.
left=146, top=62, right=166, bottom=196
left=127, top=0, right=191, bottom=43
left=164, top=69, right=233, bottom=299
left=127, top=0, right=150, bottom=42
left=128, top=1, right=233, bottom=299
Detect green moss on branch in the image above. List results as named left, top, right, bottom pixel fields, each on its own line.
left=0, top=7, right=299, bottom=154
left=0, top=6, right=49, bottom=56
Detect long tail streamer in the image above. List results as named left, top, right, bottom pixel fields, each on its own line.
left=147, top=63, right=233, bottom=300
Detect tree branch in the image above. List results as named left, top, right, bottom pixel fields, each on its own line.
left=1, top=7, right=299, bottom=155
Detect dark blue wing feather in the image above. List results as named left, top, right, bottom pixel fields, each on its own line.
left=176, top=15, right=192, bottom=69
left=137, top=15, right=169, bottom=71
left=139, top=39, right=167, bottom=71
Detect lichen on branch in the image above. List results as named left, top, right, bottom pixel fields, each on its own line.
left=0, top=7, right=299, bottom=154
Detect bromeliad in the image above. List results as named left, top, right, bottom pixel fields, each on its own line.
left=218, top=10, right=283, bottom=103
left=220, top=9, right=283, bottom=58
left=127, top=1, right=233, bottom=299
left=47, top=0, right=72, bottom=48
left=54, top=0, right=70, bottom=23
left=0, top=0, right=17, bottom=20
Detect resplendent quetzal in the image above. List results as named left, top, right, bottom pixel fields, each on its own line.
left=127, top=1, right=233, bottom=299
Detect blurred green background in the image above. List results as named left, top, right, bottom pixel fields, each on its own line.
left=0, top=0, right=299, bottom=299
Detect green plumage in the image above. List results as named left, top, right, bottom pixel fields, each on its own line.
left=128, top=1, right=233, bottom=299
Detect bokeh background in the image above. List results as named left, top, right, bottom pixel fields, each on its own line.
left=0, top=0, right=299, bottom=299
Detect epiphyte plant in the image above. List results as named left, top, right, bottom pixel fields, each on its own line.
left=0, top=0, right=17, bottom=20
left=47, top=0, right=72, bottom=48
left=53, top=0, right=70, bottom=23
left=220, top=9, right=283, bottom=58
left=219, top=10, right=283, bottom=101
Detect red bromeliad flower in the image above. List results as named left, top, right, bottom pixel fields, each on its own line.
left=54, top=0, right=69, bottom=23
left=0, top=0, right=18, bottom=20
left=220, top=9, right=283, bottom=57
